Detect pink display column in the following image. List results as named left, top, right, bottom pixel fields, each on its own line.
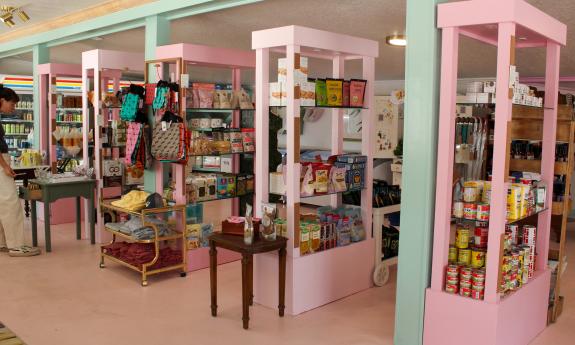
left=423, top=1, right=566, bottom=345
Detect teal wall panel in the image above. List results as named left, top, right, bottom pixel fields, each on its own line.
left=394, top=1, right=446, bottom=344
left=32, top=44, right=49, bottom=149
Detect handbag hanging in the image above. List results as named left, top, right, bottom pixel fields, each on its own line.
left=151, top=119, right=187, bottom=162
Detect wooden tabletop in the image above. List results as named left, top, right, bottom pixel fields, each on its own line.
left=209, top=233, right=287, bottom=254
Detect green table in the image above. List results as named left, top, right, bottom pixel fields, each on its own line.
left=28, top=178, right=97, bottom=252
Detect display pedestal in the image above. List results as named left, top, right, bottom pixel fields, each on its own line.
left=424, top=270, right=551, bottom=345
left=254, top=238, right=374, bottom=315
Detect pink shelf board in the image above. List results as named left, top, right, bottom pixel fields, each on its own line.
left=423, top=269, right=551, bottom=345
left=254, top=238, right=374, bottom=315
left=186, top=247, right=241, bottom=272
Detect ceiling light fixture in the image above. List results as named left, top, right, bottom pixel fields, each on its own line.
left=386, top=34, right=407, bottom=47
left=0, top=5, right=30, bottom=28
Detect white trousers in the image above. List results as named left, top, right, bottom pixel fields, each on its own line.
left=0, top=154, right=25, bottom=249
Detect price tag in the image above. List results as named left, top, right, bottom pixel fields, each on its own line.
left=161, top=121, right=168, bottom=131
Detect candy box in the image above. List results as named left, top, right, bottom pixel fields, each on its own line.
left=217, top=175, right=236, bottom=199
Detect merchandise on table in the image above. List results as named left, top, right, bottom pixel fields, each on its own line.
left=184, top=172, right=253, bottom=203
left=101, top=241, right=183, bottom=270
left=299, top=205, right=365, bottom=256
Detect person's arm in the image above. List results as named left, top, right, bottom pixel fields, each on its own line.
left=0, top=154, right=15, bottom=177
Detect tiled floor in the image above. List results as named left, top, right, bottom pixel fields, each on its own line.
left=0, top=219, right=573, bottom=345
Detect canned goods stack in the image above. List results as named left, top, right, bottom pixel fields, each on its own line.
left=499, top=225, right=536, bottom=295
left=444, top=265, right=485, bottom=300
left=522, top=225, right=537, bottom=279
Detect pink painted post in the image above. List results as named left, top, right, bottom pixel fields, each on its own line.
left=485, top=22, right=516, bottom=303
left=331, top=56, right=344, bottom=208
left=537, top=42, right=561, bottom=271
left=286, top=44, right=302, bottom=256
left=37, top=73, right=50, bottom=162
left=430, top=27, right=460, bottom=291
left=361, top=56, right=375, bottom=242
left=232, top=68, right=241, bottom=214
left=254, top=48, right=270, bottom=217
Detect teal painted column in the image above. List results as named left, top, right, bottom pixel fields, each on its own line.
left=394, top=1, right=446, bottom=344
left=32, top=44, right=49, bottom=149
left=144, top=15, right=170, bottom=192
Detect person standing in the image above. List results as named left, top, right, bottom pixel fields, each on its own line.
left=0, top=85, right=40, bottom=257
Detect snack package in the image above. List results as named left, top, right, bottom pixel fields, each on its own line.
left=326, top=79, right=343, bottom=107
left=315, top=79, right=328, bottom=106
left=330, top=166, right=347, bottom=193
left=310, top=221, right=321, bottom=252
left=230, top=129, right=244, bottom=153
left=349, top=79, right=367, bottom=107
left=300, top=163, right=315, bottom=197
left=241, top=128, right=255, bottom=152
left=313, top=163, right=331, bottom=195
left=342, top=80, right=351, bottom=107
left=300, top=222, right=310, bottom=255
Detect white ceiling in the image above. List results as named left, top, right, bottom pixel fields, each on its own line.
left=0, top=0, right=574, bottom=82
left=0, top=0, right=112, bottom=34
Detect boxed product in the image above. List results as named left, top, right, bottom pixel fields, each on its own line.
left=336, top=154, right=368, bottom=164
left=326, top=79, right=343, bottom=107
left=241, top=128, right=255, bottom=152
left=315, top=79, right=328, bottom=106
left=192, top=176, right=207, bottom=201
left=205, top=175, right=218, bottom=200
left=483, top=81, right=496, bottom=93
left=456, top=105, right=473, bottom=117
left=103, top=160, right=123, bottom=177
left=270, top=172, right=286, bottom=195
left=220, top=157, right=233, bottom=173
left=507, top=184, right=522, bottom=220
left=301, top=80, right=316, bottom=106
left=476, top=93, right=494, bottom=104
left=245, top=174, right=255, bottom=194
left=217, top=175, right=236, bottom=199
left=349, top=79, right=367, bottom=107
left=269, top=82, right=285, bottom=106
left=466, top=81, right=484, bottom=93
left=278, top=56, right=308, bottom=86
left=236, top=175, right=247, bottom=196
left=456, top=94, right=477, bottom=104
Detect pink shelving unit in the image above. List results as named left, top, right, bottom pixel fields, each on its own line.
left=424, top=1, right=566, bottom=345
left=81, top=50, right=144, bottom=243
left=252, top=25, right=378, bottom=315
left=36, top=63, right=86, bottom=225
left=153, top=43, right=256, bottom=271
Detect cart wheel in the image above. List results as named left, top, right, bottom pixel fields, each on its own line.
left=373, top=263, right=390, bottom=287
left=141, top=280, right=148, bottom=287
left=180, top=272, right=187, bottom=278
left=99, top=263, right=105, bottom=268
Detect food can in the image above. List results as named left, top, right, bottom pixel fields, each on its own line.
left=482, top=187, right=491, bottom=204
left=476, top=204, right=490, bottom=221
left=506, top=224, right=519, bottom=245
left=471, top=289, right=485, bottom=300
left=504, top=232, right=512, bottom=251
left=472, top=268, right=486, bottom=281
left=445, top=284, right=458, bottom=294
left=448, top=246, right=458, bottom=263
left=459, top=286, right=472, bottom=297
left=474, top=226, right=489, bottom=248
left=460, top=266, right=472, bottom=279
left=446, top=264, right=460, bottom=275
left=460, top=280, right=472, bottom=289
left=456, top=228, right=470, bottom=249
left=471, top=247, right=486, bottom=268
left=464, top=187, right=479, bottom=202
left=522, top=225, right=536, bottom=246
left=446, top=276, right=459, bottom=285
left=463, top=203, right=477, bottom=220
left=458, top=249, right=471, bottom=266
left=453, top=202, right=464, bottom=218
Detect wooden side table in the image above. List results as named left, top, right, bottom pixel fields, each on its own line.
left=13, top=165, right=50, bottom=218
left=208, top=233, right=287, bottom=329
left=27, top=178, right=97, bottom=252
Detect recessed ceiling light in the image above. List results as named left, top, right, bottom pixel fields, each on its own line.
left=92, top=36, right=104, bottom=41
left=518, top=37, right=528, bottom=41
left=386, top=35, right=406, bottom=47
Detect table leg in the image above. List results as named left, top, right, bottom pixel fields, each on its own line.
left=24, top=200, right=30, bottom=218
left=242, top=254, right=250, bottom=329
left=76, top=197, right=81, bottom=240
left=31, top=200, right=37, bottom=247
left=209, top=241, right=218, bottom=317
left=88, top=194, right=95, bottom=245
left=44, top=198, right=51, bottom=252
left=248, top=254, right=254, bottom=306
left=278, top=246, right=286, bottom=317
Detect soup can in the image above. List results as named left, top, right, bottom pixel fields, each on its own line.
left=464, top=187, right=479, bottom=202
left=471, top=289, right=484, bottom=300
left=456, top=228, right=470, bottom=249
left=460, top=266, right=473, bottom=279
left=476, top=204, right=490, bottom=221
left=445, top=284, right=458, bottom=294
left=460, top=280, right=472, bottom=289
left=446, top=276, right=459, bottom=285
left=522, top=225, right=536, bottom=246
left=472, top=268, right=486, bottom=282
left=460, top=286, right=472, bottom=297
left=471, top=247, right=486, bottom=268
left=463, top=203, right=477, bottom=220
left=446, top=264, right=460, bottom=276
left=506, top=224, right=519, bottom=245
left=474, top=226, right=489, bottom=248
left=453, top=202, right=464, bottom=218
left=448, top=246, right=458, bottom=263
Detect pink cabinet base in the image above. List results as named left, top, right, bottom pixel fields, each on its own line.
left=423, top=269, right=551, bottom=345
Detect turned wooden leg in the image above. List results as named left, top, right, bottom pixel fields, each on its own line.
left=242, top=254, right=250, bottom=329
left=278, top=246, right=287, bottom=317
left=210, top=241, right=218, bottom=317
left=248, top=254, right=254, bottom=306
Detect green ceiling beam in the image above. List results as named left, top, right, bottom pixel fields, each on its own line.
left=32, top=44, right=50, bottom=149
left=0, top=0, right=263, bottom=57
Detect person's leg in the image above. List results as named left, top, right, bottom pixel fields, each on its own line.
left=0, top=161, right=39, bottom=256
left=0, top=221, right=8, bottom=252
